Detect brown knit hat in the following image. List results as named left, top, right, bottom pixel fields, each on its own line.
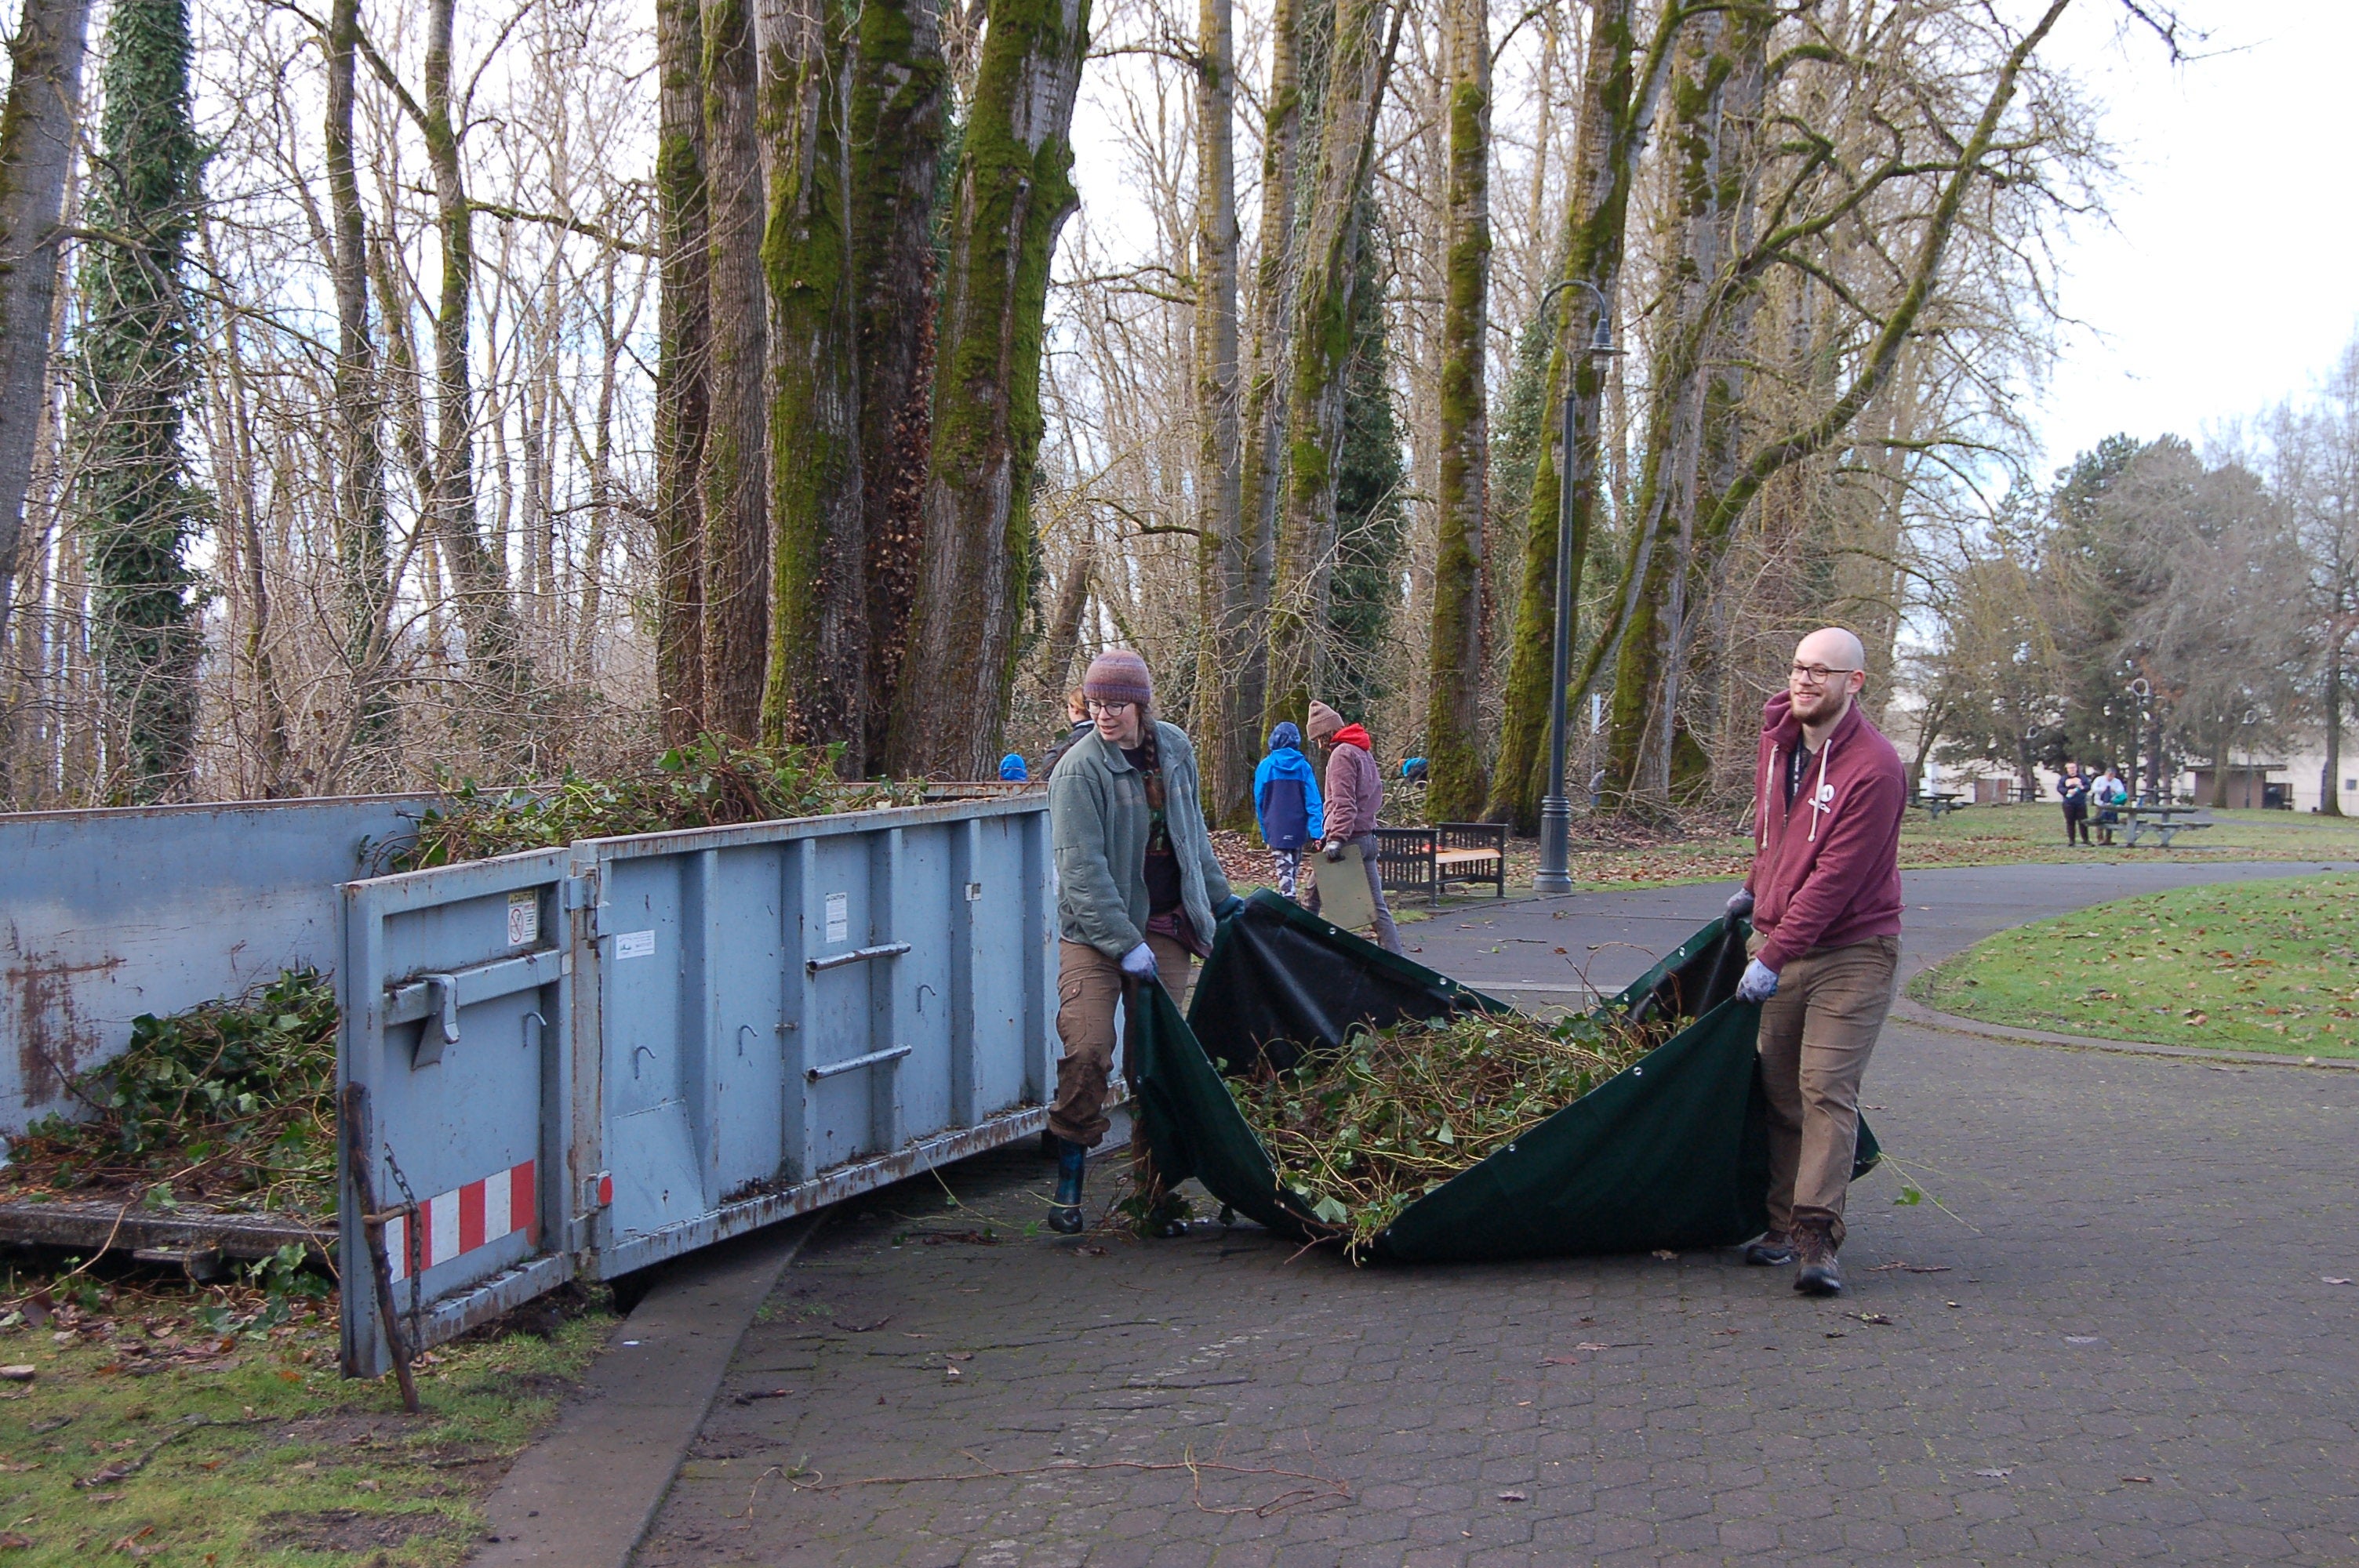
left=1082, top=649, right=1153, bottom=709
left=1304, top=700, right=1344, bottom=742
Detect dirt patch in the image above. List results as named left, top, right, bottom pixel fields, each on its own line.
left=257, top=1508, right=462, bottom=1552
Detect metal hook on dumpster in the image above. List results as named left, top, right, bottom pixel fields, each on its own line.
left=914, top=983, right=936, bottom=1016
left=736, top=1023, right=758, bottom=1058
left=522, top=1011, right=546, bottom=1051
left=631, top=1044, right=656, bottom=1079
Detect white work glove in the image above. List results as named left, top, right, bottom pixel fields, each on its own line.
left=1119, top=942, right=1159, bottom=982
left=1736, top=958, right=1779, bottom=1004
left=1725, top=888, right=1754, bottom=920
left=1323, top=839, right=1345, bottom=862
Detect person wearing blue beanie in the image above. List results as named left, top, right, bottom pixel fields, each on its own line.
left=1252, top=721, right=1323, bottom=901
left=999, top=753, right=1029, bottom=781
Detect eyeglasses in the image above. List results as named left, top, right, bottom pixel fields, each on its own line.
left=1085, top=699, right=1133, bottom=716
left=1789, top=663, right=1858, bottom=687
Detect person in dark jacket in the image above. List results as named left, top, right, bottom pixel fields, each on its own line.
left=1303, top=699, right=1402, bottom=953
left=1725, top=627, right=1906, bottom=1298
left=1252, top=721, right=1324, bottom=900
left=1040, top=689, right=1094, bottom=777
left=2056, top=761, right=2092, bottom=846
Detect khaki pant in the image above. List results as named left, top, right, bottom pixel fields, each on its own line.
left=1048, top=935, right=1194, bottom=1147
left=1749, top=932, right=1899, bottom=1249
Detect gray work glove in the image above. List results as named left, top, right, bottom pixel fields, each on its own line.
left=1725, top=888, right=1754, bottom=920
left=1323, top=839, right=1345, bottom=862
left=1119, top=942, right=1159, bottom=982
left=1736, top=958, right=1779, bottom=1004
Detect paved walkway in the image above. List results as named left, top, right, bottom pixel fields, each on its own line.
left=633, top=863, right=2359, bottom=1567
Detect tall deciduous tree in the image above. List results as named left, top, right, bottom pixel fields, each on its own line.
left=0, top=0, right=90, bottom=656
left=76, top=0, right=202, bottom=800
left=888, top=0, right=1091, bottom=778
left=1190, top=0, right=1245, bottom=815
left=654, top=0, right=711, bottom=743
left=1421, top=0, right=1488, bottom=818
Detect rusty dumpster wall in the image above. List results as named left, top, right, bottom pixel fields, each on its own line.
left=1, top=796, right=427, bottom=1138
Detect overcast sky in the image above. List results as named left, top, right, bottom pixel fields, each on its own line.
left=2034, top=1, right=2359, bottom=475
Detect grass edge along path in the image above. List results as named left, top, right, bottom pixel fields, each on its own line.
left=1907, top=871, right=2359, bottom=1060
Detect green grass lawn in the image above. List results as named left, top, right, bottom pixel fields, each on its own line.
left=0, top=1274, right=610, bottom=1566
left=1910, top=872, right=2359, bottom=1058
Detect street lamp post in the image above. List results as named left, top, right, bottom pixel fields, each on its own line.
left=1533, top=279, right=1619, bottom=897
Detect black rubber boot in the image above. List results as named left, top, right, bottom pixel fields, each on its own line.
left=1049, top=1138, right=1089, bottom=1234
left=1742, top=1230, right=1794, bottom=1266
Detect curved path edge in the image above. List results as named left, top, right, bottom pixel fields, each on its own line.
left=1889, top=992, right=2359, bottom=1072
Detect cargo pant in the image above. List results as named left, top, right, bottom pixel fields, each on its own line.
left=1048, top=934, right=1194, bottom=1148
left=1305, top=833, right=1403, bottom=953
left=1270, top=848, right=1303, bottom=901
left=1748, top=931, right=1899, bottom=1249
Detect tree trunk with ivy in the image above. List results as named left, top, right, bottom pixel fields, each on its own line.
left=75, top=0, right=201, bottom=800
left=885, top=0, right=1089, bottom=779
left=1485, top=0, right=1659, bottom=829
left=0, top=0, right=90, bottom=657
left=699, top=0, right=769, bottom=741
left=1190, top=0, right=1246, bottom=816
left=1422, top=0, right=1488, bottom=819
left=850, top=0, right=947, bottom=769
left=1263, top=0, right=1393, bottom=730
left=653, top=0, right=710, bottom=743
left=757, top=0, right=867, bottom=757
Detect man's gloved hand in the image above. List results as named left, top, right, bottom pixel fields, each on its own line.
left=1214, top=894, right=1246, bottom=922
left=1725, top=888, right=1754, bottom=920
left=1119, top=942, right=1160, bottom=982
left=1736, top=958, right=1779, bottom=1004
left=1323, top=839, right=1345, bottom=862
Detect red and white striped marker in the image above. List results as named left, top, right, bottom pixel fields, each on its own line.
left=386, top=1160, right=536, bottom=1283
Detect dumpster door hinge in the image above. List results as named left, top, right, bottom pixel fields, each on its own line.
left=561, top=873, right=599, bottom=935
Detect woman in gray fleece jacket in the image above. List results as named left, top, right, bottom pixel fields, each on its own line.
left=1044, top=648, right=1239, bottom=1233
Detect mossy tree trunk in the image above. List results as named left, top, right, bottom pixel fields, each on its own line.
left=1209, top=0, right=1299, bottom=822
left=654, top=0, right=711, bottom=744
left=885, top=0, right=1090, bottom=779
left=325, top=0, right=394, bottom=776
left=849, top=0, right=947, bottom=768
left=0, top=0, right=90, bottom=656
left=1262, top=0, right=1394, bottom=731
left=75, top=0, right=200, bottom=800
left=699, top=0, right=770, bottom=740
left=1421, top=0, right=1488, bottom=819
left=1190, top=0, right=1247, bottom=815
left=1485, top=0, right=1672, bottom=829
left=757, top=0, right=867, bottom=757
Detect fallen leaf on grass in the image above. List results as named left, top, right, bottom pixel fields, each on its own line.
left=0, top=1462, right=36, bottom=1474
left=109, top=1525, right=157, bottom=1557
left=0, top=1531, right=28, bottom=1549
left=0, top=1367, right=32, bottom=1384
left=77, top=1465, right=133, bottom=1489
left=83, top=1493, right=124, bottom=1503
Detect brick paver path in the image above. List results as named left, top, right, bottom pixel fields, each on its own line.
left=635, top=863, right=2359, bottom=1566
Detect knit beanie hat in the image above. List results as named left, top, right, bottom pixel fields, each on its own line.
left=1304, top=700, right=1344, bottom=743
left=1082, top=648, right=1153, bottom=708
left=1267, top=720, right=1302, bottom=752
left=998, top=753, right=1028, bottom=781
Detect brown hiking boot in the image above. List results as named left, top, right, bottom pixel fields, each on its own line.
left=1792, top=1218, right=1843, bottom=1296
left=1742, top=1230, right=1794, bottom=1266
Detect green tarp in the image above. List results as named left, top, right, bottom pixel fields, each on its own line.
left=1129, top=890, right=1878, bottom=1262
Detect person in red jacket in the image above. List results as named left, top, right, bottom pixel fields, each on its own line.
left=1303, top=699, right=1403, bottom=953
left=1725, top=627, right=1906, bottom=1297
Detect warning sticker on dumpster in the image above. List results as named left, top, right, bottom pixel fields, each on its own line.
left=616, top=929, right=656, bottom=960
left=507, top=889, right=539, bottom=947
left=825, top=891, right=849, bottom=944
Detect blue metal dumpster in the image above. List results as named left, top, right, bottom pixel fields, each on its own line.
left=336, top=794, right=1056, bottom=1377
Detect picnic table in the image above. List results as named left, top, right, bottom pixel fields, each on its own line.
left=1912, top=791, right=1965, bottom=822
left=1371, top=822, right=1508, bottom=904
left=2116, top=804, right=2212, bottom=848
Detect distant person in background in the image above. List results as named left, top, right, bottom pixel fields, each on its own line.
left=2092, top=765, right=2128, bottom=845
left=2057, top=760, right=2092, bottom=847
left=1303, top=699, right=1403, bottom=953
left=1253, top=721, right=1324, bottom=902
left=999, top=753, right=1029, bottom=782
left=1401, top=757, right=1429, bottom=784
left=1040, top=689, right=1093, bottom=777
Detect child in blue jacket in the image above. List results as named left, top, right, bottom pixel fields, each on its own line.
left=1253, top=721, right=1324, bottom=901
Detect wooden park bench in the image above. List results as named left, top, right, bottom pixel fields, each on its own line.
left=1372, top=822, right=1509, bottom=906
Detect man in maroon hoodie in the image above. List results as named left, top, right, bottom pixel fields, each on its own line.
left=1727, top=627, right=1906, bottom=1297
left=1303, top=699, right=1403, bottom=953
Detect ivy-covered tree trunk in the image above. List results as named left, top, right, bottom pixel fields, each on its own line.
left=699, top=0, right=770, bottom=740
left=1422, top=0, right=1488, bottom=818
left=653, top=0, right=711, bottom=744
left=1263, top=0, right=1393, bottom=729
left=75, top=0, right=201, bottom=800
left=325, top=0, right=394, bottom=775
left=757, top=0, right=867, bottom=757
left=1485, top=0, right=1662, bottom=829
left=1323, top=195, right=1405, bottom=721
left=1190, top=0, right=1246, bottom=815
left=1210, top=0, right=1299, bottom=820
left=0, top=0, right=90, bottom=655
left=849, top=0, right=947, bottom=769
left=885, top=0, right=1089, bottom=779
